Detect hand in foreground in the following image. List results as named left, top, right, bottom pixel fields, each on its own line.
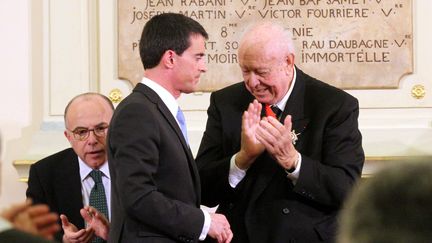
left=1, top=199, right=60, bottom=240
left=236, top=100, right=265, bottom=170
left=80, top=206, right=109, bottom=240
left=208, top=213, right=233, bottom=243
left=257, top=115, right=299, bottom=171
left=61, top=214, right=94, bottom=243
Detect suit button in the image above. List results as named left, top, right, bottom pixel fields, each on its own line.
left=228, top=203, right=234, bottom=209
left=282, top=208, right=290, bottom=214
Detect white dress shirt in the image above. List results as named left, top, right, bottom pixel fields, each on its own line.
left=0, top=217, right=12, bottom=233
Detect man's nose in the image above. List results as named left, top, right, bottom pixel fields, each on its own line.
left=86, top=131, right=99, bottom=144
left=248, top=72, right=260, bottom=87
left=200, top=61, right=207, bottom=73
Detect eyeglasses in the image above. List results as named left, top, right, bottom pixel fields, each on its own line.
left=68, top=125, right=109, bottom=141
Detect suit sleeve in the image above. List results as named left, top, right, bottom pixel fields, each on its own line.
left=109, top=102, right=204, bottom=240
left=196, top=93, right=236, bottom=207
left=294, top=96, right=364, bottom=207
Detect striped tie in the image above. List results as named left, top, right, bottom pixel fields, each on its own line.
left=89, top=170, right=108, bottom=243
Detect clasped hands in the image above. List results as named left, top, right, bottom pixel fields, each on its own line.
left=236, top=100, right=298, bottom=171
left=0, top=199, right=60, bottom=240
left=61, top=206, right=109, bottom=243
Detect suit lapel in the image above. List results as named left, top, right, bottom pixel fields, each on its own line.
left=249, top=67, right=310, bottom=203
left=55, top=150, right=84, bottom=229
left=282, top=67, right=310, bottom=149
left=134, top=84, right=201, bottom=204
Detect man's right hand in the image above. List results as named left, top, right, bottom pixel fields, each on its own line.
left=80, top=206, right=109, bottom=240
left=207, top=213, right=232, bottom=243
left=61, top=214, right=94, bottom=243
left=237, top=100, right=265, bottom=170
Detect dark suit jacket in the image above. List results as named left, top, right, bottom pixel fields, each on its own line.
left=107, top=83, right=204, bottom=243
left=26, top=148, right=84, bottom=242
left=196, top=68, right=365, bottom=243
left=0, top=228, right=53, bottom=243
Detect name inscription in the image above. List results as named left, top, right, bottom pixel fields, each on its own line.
left=119, top=0, right=413, bottom=91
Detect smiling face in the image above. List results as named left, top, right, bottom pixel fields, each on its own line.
left=238, top=22, right=295, bottom=105
left=172, top=34, right=207, bottom=95
left=64, top=95, right=113, bottom=169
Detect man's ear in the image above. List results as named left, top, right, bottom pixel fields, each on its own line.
left=286, top=53, right=295, bottom=68
left=162, top=50, right=176, bottom=68
left=64, top=130, right=73, bottom=144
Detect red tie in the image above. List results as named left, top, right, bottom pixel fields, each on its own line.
left=265, top=104, right=277, bottom=118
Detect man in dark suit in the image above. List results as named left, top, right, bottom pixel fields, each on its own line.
left=196, top=22, right=365, bottom=243
left=107, top=13, right=232, bottom=243
left=27, top=93, right=112, bottom=242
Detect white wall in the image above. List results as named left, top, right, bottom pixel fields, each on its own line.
left=0, top=0, right=34, bottom=207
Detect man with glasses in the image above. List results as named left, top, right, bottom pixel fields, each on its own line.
left=27, top=92, right=113, bottom=243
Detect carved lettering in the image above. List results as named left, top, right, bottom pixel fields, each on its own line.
left=119, top=0, right=413, bottom=90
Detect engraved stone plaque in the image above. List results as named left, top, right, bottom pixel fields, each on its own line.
left=118, top=0, right=413, bottom=91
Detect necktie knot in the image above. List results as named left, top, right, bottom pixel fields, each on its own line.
left=265, top=104, right=282, bottom=119
left=90, top=170, right=103, bottom=184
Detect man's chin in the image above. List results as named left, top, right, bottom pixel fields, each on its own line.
left=182, top=86, right=198, bottom=94
left=254, top=96, right=273, bottom=104
left=85, top=154, right=106, bottom=168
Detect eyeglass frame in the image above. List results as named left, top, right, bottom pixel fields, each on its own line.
left=66, top=123, right=109, bottom=141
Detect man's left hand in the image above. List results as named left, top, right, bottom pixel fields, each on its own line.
left=257, top=115, right=298, bottom=171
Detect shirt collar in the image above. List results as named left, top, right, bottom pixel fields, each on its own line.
left=78, top=156, right=110, bottom=181
left=141, top=77, right=179, bottom=118
left=274, top=67, right=297, bottom=111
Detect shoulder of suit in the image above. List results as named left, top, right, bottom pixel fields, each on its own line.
left=213, top=82, right=245, bottom=94
left=31, top=148, right=76, bottom=169
left=304, top=75, right=358, bottom=103
left=212, top=82, right=251, bottom=101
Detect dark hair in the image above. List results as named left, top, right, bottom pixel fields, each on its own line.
left=139, top=13, right=208, bottom=69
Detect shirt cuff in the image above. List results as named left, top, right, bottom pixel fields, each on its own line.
left=199, top=209, right=211, bottom=241
left=0, top=218, right=12, bottom=232
left=286, top=153, right=302, bottom=184
left=228, top=154, right=247, bottom=188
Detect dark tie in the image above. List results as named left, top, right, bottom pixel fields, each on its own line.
left=176, top=107, right=189, bottom=144
left=89, top=170, right=108, bottom=243
left=265, top=104, right=282, bottom=119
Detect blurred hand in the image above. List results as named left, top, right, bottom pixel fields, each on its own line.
left=1, top=199, right=60, bottom=240
left=208, top=213, right=232, bottom=243
left=80, top=206, right=109, bottom=240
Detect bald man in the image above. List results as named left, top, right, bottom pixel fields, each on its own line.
left=27, top=93, right=112, bottom=243
left=196, top=22, right=364, bottom=243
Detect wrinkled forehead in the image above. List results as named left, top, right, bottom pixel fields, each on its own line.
left=239, top=39, right=283, bottom=66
